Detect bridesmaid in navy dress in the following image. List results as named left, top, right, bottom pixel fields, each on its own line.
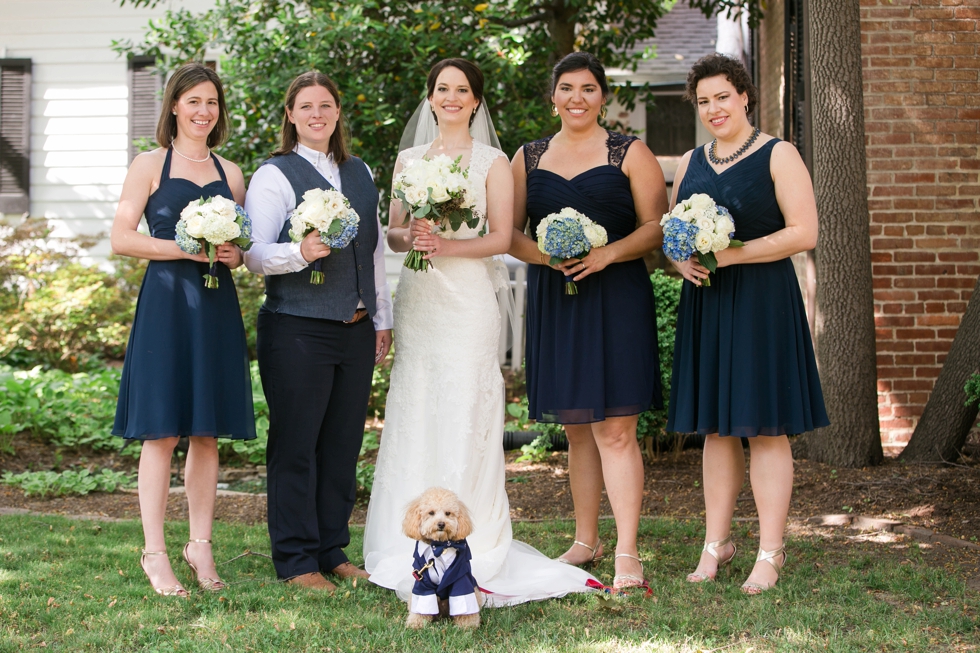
left=510, top=53, right=668, bottom=590
left=667, top=54, right=828, bottom=594
left=110, top=63, right=254, bottom=597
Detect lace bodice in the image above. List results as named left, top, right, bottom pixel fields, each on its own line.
left=396, top=140, right=506, bottom=241
left=523, top=130, right=637, bottom=172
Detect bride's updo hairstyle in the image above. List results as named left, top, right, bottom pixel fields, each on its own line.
left=550, top=52, right=609, bottom=99
left=426, top=58, right=485, bottom=127
left=683, top=53, right=758, bottom=117
left=274, top=71, right=350, bottom=163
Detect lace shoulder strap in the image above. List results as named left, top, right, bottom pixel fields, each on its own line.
left=522, top=135, right=555, bottom=172
left=396, top=144, right=431, bottom=168
left=606, top=131, right=638, bottom=169
left=469, top=141, right=506, bottom=180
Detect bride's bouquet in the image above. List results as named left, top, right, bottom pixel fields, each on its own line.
left=535, top=207, right=608, bottom=295
left=392, top=154, right=479, bottom=272
left=660, top=193, right=743, bottom=287
left=287, top=188, right=360, bottom=284
left=175, top=195, right=252, bottom=289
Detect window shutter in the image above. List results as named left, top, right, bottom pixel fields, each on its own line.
left=0, top=59, right=31, bottom=215
left=129, top=58, right=161, bottom=162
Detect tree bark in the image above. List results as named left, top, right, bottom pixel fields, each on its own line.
left=792, top=0, right=883, bottom=467
left=900, top=275, right=980, bottom=462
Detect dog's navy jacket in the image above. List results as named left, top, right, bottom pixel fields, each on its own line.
left=410, top=539, right=479, bottom=616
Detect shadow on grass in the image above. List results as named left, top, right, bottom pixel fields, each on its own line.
left=0, top=515, right=977, bottom=652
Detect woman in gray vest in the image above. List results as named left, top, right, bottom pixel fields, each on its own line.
left=244, top=72, right=393, bottom=591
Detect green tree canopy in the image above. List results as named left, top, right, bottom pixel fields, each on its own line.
left=116, top=0, right=763, bottom=203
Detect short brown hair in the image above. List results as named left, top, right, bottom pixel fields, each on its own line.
left=684, top=54, right=758, bottom=116
left=156, top=62, right=229, bottom=149
left=273, top=72, right=350, bottom=164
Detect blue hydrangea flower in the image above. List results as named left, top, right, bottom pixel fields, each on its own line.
left=175, top=219, right=201, bottom=255
left=542, top=218, right=591, bottom=260
left=662, top=217, right=699, bottom=263
left=321, top=209, right=359, bottom=249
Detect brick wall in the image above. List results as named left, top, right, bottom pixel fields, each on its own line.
left=860, top=0, right=980, bottom=453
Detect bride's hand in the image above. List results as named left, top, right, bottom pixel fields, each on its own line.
left=409, top=218, right=432, bottom=244
left=416, top=233, right=457, bottom=260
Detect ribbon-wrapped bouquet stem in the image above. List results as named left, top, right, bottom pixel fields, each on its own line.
left=392, top=154, right=480, bottom=272
left=287, top=188, right=360, bottom=284
left=535, top=207, right=608, bottom=295
left=661, top=193, right=743, bottom=287
left=175, top=195, right=252, bottom=289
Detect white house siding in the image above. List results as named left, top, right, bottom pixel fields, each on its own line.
left=0, top=0, right=210, bottom=255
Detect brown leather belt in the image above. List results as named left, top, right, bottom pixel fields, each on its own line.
left=343, top=308, right=370, bottom=324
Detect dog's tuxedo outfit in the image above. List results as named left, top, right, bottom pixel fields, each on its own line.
left=410, top=539, right=480, bottom=616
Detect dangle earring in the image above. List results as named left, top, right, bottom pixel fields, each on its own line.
left=600, top=105, right=608, bottom=120
left=551, top=104, right=559, bottom=117
left=430, top=104, right=438, bottom=125
left=469, top=105, right=478, bottom=128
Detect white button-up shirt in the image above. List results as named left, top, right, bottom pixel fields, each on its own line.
left=243, top=143, right=393, bottom=331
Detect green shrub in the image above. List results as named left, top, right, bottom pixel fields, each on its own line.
left=1, top=468, right=135, bottom=497
left=967, top=373, right=980, bottom=409
left=220, top=361, right=268, bottom=465
left=356, top=430, right=380, bottom=493
left=0, top=365, right=121, bottom=452
left=636, top=269, right=683, bottom=448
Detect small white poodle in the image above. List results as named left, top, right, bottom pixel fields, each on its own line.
left=401, top=487, right=482, bottom=629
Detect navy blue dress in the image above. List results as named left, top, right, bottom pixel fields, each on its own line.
left=524, top=131, right=662, bottom=424
left=667, top=139, right=829, bottom=437
left=113, top=149, right=255, bottom=440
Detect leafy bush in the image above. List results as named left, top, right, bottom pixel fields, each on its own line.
left=368, top=346, right=394, bottom=420
left=221, top=361, right=268, bottom=465
left=1, top=468, right=135, bottom=497
left=0, top=365, right=121, bottom=452
left=356, top=430, right=380, bottom=493
left=967, top=373, right=980, bottom=409
left=637, top=270, right=684, bottom=454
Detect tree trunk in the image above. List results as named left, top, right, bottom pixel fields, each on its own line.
left=547, top=1, right=577, bottom=60
left=792, top=0, right=883, bottom=467
left=900, top=275, right=980, bottom=462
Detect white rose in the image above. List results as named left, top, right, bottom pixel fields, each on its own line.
left=715, top=215, right=734, bottom=236
left=210, top=195, right=237, bottom=219
left=695, top=230, right=713, bottom=254
left=696, top=216, right=715, bottom=233
left=670, top=203, right=687, bottom=218
left=711, top=233, right=730, bottom=251
left=689, top=194, right=715, bottom=212
left=406, top=187, right=428, bottom=206
left=583, top=223, right=608, bottom=247
left=185, top=215, right=204, bottom=239
left=430, top=185, right=451, bottom=203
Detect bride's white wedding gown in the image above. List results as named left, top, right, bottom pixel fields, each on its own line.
left=363, top=140, right=595, bottom=606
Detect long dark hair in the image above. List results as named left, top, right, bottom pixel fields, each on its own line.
left=156, top=62, right=229, bottom=148
left=426, top=58, right=485, bottom=127
left=273, top=71, right=350, bottom=163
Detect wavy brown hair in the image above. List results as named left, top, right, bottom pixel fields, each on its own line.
left=156, top=62, right=229, bottom=149
left=684, top=53, right=758, bottom=116
left=426, top=58, right=485, bottom=127
left=273, top=71, right=350, bottom=163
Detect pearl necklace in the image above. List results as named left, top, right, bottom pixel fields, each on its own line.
left=708, top=127, right=761, bottom=166
left=172, top=144, right=211, bottom=163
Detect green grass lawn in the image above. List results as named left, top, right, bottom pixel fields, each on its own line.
left=0, top=514, right=976, bottom=652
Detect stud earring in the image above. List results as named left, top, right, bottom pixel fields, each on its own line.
left=551, top=104, right=558, bottom=117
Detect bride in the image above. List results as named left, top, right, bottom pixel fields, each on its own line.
left=363, top=58, right=595, bottom=605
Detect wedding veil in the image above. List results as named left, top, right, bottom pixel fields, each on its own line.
left=398, top=98, right=502, bottom=152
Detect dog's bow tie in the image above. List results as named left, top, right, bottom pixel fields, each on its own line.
left=431, top=540, right=468, bottom=558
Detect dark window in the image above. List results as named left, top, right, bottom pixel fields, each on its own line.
left=129, top=57, right=162, bottom=161
left=646, top=94, right=696, bottom=157
left=0, top=59, right=31, bottom=215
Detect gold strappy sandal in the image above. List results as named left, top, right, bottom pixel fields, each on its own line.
left=741, top=545, right=786, bottom=595
left=140, top=550, right=188, bottom=598
left=612, top=553, right=646, bottom=590
left=556, top=538, right=603, bottom=568
left=182, top=539, right=226, bottom=592
left=686, top=534, right=737, bottom=583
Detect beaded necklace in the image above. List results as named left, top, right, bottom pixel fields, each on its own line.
left=708, top=127, right=761, bottom=166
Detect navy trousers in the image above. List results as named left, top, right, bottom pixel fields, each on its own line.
left=257, top=310, right=375, bottom=579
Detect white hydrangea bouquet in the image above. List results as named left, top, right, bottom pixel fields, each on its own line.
left=287, top=188, right=360, bottom=284
left=535, top=207, right=608, bottom=295
left=391, top=154, right=479, bottom=272
left=660, top=193, right=743, bottom=287
left=175, top=195, right=252, bottom=289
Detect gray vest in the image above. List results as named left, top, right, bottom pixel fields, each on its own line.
left=261, top=152, right=379, bottom=321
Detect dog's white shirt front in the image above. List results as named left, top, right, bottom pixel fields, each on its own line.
left=410, top=543, right=480, bottom=616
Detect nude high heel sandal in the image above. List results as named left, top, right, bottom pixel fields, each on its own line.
left=182, top=539, right=226, bottom=592
left=556, top=538, right=603, bottom=568
left=741, top=545, right=786, bottom=595
left=686, top=534, right=737, bottom=583
left=140, top=550, right=188, bottom=598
